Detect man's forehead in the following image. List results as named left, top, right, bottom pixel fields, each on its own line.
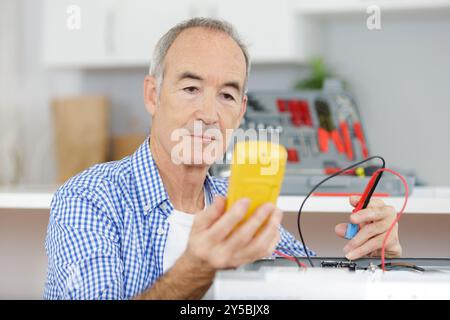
left=163, top=28, right=247, bottom=84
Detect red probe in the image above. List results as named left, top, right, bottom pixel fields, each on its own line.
left=345, top=170, right=383, bottom=239
left=346, top=168, right=409, bottom=272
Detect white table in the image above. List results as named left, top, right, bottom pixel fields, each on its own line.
left=2, top=186, right=450, bottom=213
left=1, top=185, right=450, bottom=299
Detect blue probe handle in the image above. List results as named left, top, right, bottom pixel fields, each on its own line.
left=345, top=223, right=359, bottom=240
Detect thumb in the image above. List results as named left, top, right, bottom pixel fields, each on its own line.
left=334, top=223, right=348, bottom=239
left=349, top=195, right=361, bottom=208
left=193, top=195, right=226, bottom=231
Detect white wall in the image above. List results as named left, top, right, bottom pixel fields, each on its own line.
left=320, top=11, right=450, bottom=185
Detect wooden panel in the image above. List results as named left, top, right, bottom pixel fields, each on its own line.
left=110, top=134, right=147, bottom=161
left=52, top=96, right=109, bottom=183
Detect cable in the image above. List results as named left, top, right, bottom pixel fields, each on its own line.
left=274, top=249, right=307, bottom=268
left=297, top=156, right=386, bottom=267
left=370, top=168, right=409, bottom=271
left=378, top=262, right=424, bottom=272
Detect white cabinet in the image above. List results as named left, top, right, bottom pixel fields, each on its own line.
left=43, top=0, right=111, bottom=67
left=215, top=0, right=298, bottom=63
left=291, top=0, right=450, bottom=14
left=43, top=0, right=193, bottom=67
left=113, top=0, right=191, bottom=67
left=43, top=0, right=320, bottom=68
left=42, top=0, right=450, bottom=68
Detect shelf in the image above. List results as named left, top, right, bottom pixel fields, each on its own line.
left=277, top=193, right=450, bottom=215
left=0, top=186, right=56, bottom=210
left=1, top=186, right=450, bottom=214
left=293, top=0, right=450, bottom=15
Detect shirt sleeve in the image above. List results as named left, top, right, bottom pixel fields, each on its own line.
left=275, top=225, right=316, bottom=257
left=44, top=184, right=124, bottom=300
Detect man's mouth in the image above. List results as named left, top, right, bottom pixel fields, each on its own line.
left=189, top=134, right=216, bottom=142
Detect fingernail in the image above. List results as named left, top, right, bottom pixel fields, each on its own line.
left=275, top=209, right=283, bottom=222
left=237, top=198, right=250, bottom=209
left=263, top=202, right=275, bottom=213
left=346, top=252, right=355, bottom=260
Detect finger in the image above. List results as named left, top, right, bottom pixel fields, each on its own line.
left=225, top=203, right=276, bottom=249
left=232, top=209, right=283, bottom=264
left=266, top=227, right=282, bottom=256
left=350, top=196, right=386, bottom=209
left=345, top=235, right=384, bottom=260
left=343, top=220, right=388, bottom=254
left=206, top=198, right=250, bottom=241
left=350, top=205, right=395, bottom=225
left=334, top=223, right=348, bottom=239
left=231, top=229, right=281, bottom=268
left=367, top=198, right=387, bottom=208
left=193, top=195, right=226, bottom=231
left=349, top=195, right=361, bottom=208
left=268, top=229, right=281, bottom=251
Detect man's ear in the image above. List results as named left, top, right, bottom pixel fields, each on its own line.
left=143, top=75, right=158, bottom=116
left=235, top=94, right=247, bottom=129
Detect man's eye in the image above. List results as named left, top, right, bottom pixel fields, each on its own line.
left=183, top=86, right=198, bottom=94
left=222, top=93, right=236, bottom=101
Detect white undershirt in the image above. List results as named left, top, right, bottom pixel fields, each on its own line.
left=163, top=189, right=215, bottom=299
left=163, top=188, right=209, bottom=274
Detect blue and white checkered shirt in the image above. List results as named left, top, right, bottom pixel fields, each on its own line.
left=44, top=138, right=315, bottom=300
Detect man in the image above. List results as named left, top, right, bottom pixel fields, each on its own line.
left=44, top=18, right=401, bottom=300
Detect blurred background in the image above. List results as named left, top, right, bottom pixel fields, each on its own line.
left=1, top=0, right=450, bottom=299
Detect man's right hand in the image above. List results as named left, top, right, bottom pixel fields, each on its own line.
left=134, top=196, right=283, bottom=300
left=183, top=196, right=283, bottom=272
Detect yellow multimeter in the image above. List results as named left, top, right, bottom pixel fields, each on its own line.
left=225, top=140, right=287, bottom=223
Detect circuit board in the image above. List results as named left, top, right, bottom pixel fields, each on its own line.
left=213, top=257, right=450, bottom=299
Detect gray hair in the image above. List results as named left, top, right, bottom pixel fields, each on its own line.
left=149, top=17, right=250, bottom=95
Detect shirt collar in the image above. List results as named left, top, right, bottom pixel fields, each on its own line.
left=131, top=136, right=223, bottom=216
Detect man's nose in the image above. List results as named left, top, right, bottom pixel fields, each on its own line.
left=196, top=95, right=219, bottom=125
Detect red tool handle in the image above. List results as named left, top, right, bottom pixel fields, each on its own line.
left=287, top=148, right=300, bottom=163
left=318, top=127, right=329, bottom=153
left=354, top=122, right=369, bottom=158
left=340, top=121, right=353, bottom=160
left=331, top=130, right=345, bottom=154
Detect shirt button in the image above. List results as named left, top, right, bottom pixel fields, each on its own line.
left=144, top=204, right=151, bottom=212
left=157, top=227, right=165, bottom=235
left=160, top=202, right=168, bottom=211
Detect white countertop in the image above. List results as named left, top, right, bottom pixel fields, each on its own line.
left=0, top=185, right=57, bottom=210
left=1, top=185, right=450, bottom=214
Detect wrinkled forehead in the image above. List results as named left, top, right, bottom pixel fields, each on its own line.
left=163, top=27, right=247, bottom=91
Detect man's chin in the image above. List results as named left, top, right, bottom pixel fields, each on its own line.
left=171, top=153, right=217, bottom=167
left=170, top=138, right=224, bottom=166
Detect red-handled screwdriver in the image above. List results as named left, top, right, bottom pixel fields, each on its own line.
left=315, top=99, right=345, bottom=154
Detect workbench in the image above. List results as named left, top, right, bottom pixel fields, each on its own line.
left=213, top=257, right=450, bottom=299
left=1, top=186, right=450, bottom=299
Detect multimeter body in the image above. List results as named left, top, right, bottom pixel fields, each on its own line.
left=226, top=140, right=287, bottom=223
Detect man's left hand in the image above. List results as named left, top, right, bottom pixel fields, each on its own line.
left=335, top=196, right=402, bottom=260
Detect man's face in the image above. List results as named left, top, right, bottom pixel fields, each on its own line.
left=145, top=27, right=247, bottom=167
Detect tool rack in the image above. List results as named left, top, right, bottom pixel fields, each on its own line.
left=211, top=80, right=414, bottom=196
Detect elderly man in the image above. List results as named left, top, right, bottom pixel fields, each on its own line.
left=44, top=18, right=401, bottom=300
